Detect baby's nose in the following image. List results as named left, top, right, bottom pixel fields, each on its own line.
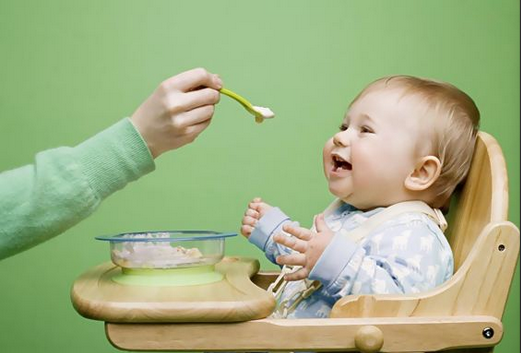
left=333, top=131, right=350, bottom=147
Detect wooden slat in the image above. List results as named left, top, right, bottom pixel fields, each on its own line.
left=105, top=316, right=502, bottom=352
left=447, top=132, right=509, bottom=271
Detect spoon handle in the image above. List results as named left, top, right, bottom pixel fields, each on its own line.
left=219, top=88, right=259, bottom=114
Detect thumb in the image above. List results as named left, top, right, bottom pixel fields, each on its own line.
left=314, top=213, right=328, bottom=233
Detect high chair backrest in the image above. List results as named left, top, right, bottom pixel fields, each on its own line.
left=446, top=131, right=509, bottom=271
left=331, top=131, right=519, bottom=322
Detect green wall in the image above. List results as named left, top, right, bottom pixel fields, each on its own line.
left=0, top=1, right=518, bottom=352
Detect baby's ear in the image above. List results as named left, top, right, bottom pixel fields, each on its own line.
left=404, top=156, right=442, bottom=191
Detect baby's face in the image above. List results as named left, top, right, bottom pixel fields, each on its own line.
left=322, top=88, right=429, bottom=210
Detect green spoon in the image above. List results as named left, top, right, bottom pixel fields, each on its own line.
left=220, top=88, right=275, bottom=124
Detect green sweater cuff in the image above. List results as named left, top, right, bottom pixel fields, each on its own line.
left=73, top=118, right=155, bottom=200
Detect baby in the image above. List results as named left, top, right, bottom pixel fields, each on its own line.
left=241, top=75, right=480, bottom=318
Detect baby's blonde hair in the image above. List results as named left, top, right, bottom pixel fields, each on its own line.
left=352, top=75, right=480, bottom=208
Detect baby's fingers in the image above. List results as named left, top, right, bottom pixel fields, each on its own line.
left=249, top=201, right=265, bottom=212
left=245, top=208, right=260, bottom=219
left=282, top=224, right=313, bottom=241
left=240, top=225, right=254, bottom=237
left=284, top=268, right=309, bottom=281
left=276, top=253, right=306, bottom=267
left=242, top=215, right=258, bottom=227
left=273, top=233, right=307, bottom=253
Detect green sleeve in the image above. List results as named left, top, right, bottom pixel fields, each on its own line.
left=0, top=118, right=155, bottom=260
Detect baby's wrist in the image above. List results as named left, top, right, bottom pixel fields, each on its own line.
left=249, top=207, right=290, bottom=251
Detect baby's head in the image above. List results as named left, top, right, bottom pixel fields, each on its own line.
left=323, top=75, right=480, bottom=210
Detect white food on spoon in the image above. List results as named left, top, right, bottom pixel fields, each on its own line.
left=252, top=106, right=275, bottom=119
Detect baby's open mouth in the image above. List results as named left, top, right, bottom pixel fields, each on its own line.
left=332, top=155, right=352, bottom=171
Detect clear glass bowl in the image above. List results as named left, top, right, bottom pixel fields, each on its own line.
left=96, top=230, right=236, bottom=270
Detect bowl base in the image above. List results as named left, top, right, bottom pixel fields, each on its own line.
left=112, top=265, right=223, bottom=286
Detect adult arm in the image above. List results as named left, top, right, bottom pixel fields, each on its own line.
left=0, top=118, right=154, bottom=260
left=0, top=68, right=223, bottom=260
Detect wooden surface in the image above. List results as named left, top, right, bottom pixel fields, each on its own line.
left=71, top=257, right=275, bottom=323
left=447, top=132, right=509, bottom=271
left=105, top=315, right=502, bottom=352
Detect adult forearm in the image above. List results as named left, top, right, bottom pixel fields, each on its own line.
left=0, top=118, right=155, bottom=260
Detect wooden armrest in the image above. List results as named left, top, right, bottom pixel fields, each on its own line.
left=105, top=315, right=502, bottom=352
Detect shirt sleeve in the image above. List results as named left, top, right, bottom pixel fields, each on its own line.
left=248, top=207, right=299, bottom=265
left=0, top=118, right=155, bottom=260
left=308, top=218, right=453, bottom=301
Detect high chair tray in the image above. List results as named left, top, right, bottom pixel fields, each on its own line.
left=71, top=257, right=276, bottom=323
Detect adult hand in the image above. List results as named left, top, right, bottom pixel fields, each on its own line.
left=240, top=197, right=273, bottom=238
left=131, top=68, right=223, bottom=158
left=273, top=213, right=334, bottom=281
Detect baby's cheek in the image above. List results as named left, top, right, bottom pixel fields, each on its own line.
left=322, top=143, right=333, bottom=173
left=323, top=139, right=334, bottom=155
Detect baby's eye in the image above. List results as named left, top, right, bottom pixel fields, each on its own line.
left=339, top=123, right=348, bottom=131
left=360, top=125, right=374, bottom=134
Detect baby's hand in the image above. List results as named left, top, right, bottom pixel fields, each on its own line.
left=131, top=68, right=223, bottom=158
left=240, top=197, right=273, bottom=238
left=273, top=213, right=334, bottom=281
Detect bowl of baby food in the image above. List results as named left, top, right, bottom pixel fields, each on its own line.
left=96, top=230, right=237, bottom=270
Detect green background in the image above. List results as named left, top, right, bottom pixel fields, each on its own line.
left=0, top=1, right=519, bottom=352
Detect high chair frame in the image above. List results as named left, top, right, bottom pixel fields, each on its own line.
left=102, top=132, right=519, bottom=353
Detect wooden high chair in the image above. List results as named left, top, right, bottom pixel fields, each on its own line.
left=90, top=132, right=520, bottom=352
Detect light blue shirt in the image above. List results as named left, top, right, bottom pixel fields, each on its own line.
left=249, top=202, right=454, bottom=318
